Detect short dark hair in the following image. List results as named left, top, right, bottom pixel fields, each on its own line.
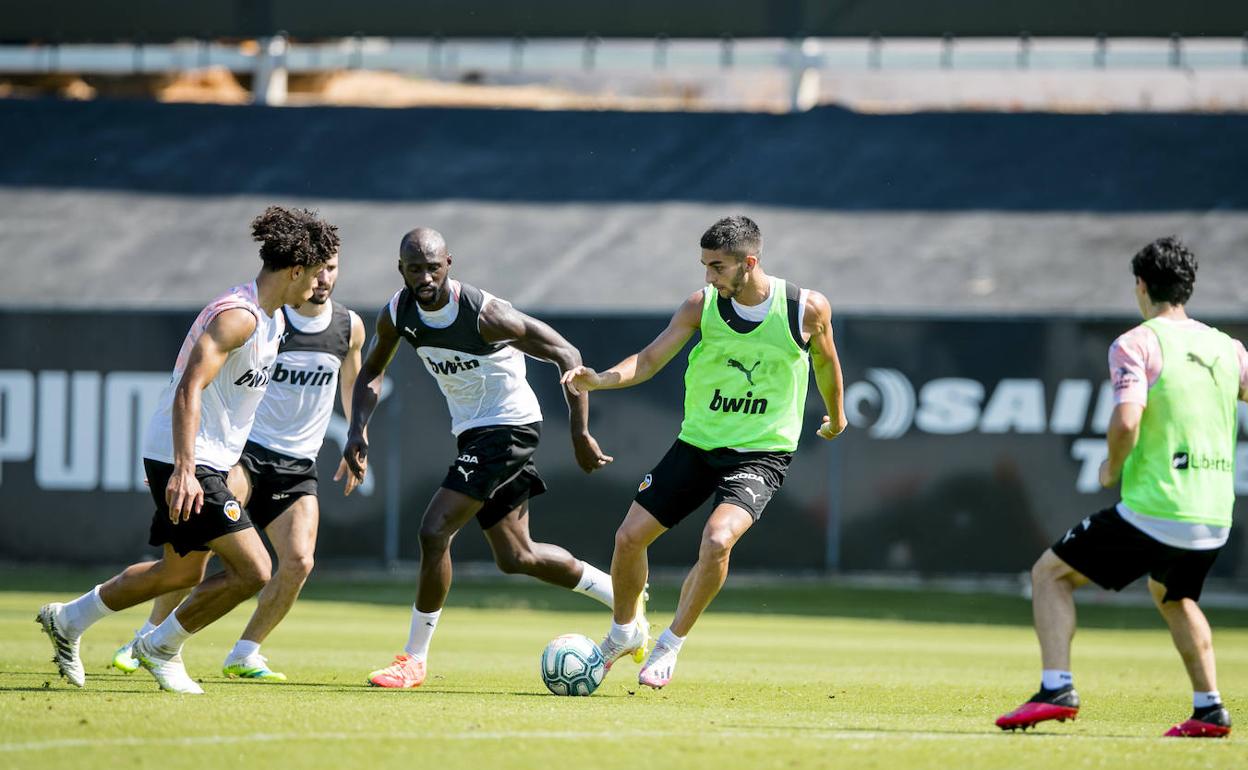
left=1131, top=236, right=1197, bottom=305
left=251, top=206, right=340, bottom=271
left=700, top=215, right=762, bottom=259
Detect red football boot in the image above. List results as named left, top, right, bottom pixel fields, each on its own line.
left=996, top=686, right=1080, bottom=731
left=1164, top=705, right=1231, bottom=738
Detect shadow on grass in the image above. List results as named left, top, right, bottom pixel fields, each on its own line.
left=8, top=565, right=1248, bottom=631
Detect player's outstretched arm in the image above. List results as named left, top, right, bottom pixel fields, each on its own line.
left=342, top=305, right=401, bottom=489
left=334, top=310, right=368, bottom=495
left=560, top=290, right=702, bottom=395
left=170, top=307, right=257, bottom=522
left=805, top=292, right=847, bottom=440
left=479, top=299, right=613, bottom=473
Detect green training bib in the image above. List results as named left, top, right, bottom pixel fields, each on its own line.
left=1121, top=318, right=1239, bottom=527
left=678, top=278, right=810, bottom=452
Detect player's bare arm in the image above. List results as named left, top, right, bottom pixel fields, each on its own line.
left=1099, top=403, right=1144, bottom=487
left=333, top=310, right=368, bottom=495
left=169, top=307, right=257, bottom=523
left=479, top=299, right=613, bottom=473
left=561, top=290, right=703, bottom=395
left=805, top=291, right=847, bottom=440
left=342, top=306, right=402, bottom=489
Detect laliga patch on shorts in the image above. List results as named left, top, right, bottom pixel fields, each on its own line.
left=224, top=501, right=242, bottom=522
left=638, top=474, right=652, bottom=492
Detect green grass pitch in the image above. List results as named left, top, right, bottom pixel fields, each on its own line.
left=2, top=568, right=1245, bottom=769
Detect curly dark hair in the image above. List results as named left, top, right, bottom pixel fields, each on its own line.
left=250, top=206, right=340, bottom=271
left=700, top=215, right=762, bottom=259
left=1131, top=236, right=1197, bottom=306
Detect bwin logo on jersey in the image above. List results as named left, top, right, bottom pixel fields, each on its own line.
left=233, top=368, right=272, bottom=388
left=426, top=356, right=481, bottom=376
left=708, top=389, right=768, bottom=415
left=271, top=362, right=334, bottom=387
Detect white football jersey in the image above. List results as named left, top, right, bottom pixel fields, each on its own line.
left=143, top=281, right=283, bottom=471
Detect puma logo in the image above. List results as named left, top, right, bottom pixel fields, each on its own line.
left=743, top=488, right=760, bottom=504
left=1187, top=352, right=1220, bottom=384
left=457, top=466, right=473, bottom=481
left=1061, top=517, right=1092, bottom=543
left=727, top=358, right=760, bottom=386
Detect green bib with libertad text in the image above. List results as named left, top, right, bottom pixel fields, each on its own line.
left=1121, top=318, right=1239, bottom=527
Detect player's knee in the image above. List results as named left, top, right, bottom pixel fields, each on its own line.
left=1030, top=550, right=1066, bottom=586
left=231, top=560, right=271, bottom=596
left=700, top=529, right=735, bottom=563
left=154, top=559, right=205, bottom=592
left=615, top=523, right=646, bottom=552
left=418, top=524, right=452, bottom=557
left=280, top=552, right=315, bottom=581
left=162, top=570, right=201, bottom=593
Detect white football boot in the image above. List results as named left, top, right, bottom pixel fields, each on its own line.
left=638, top=640, right=680, bottom=689
left=599, top=585, right=652, bottom=672
left=133, top=636, right=204, bottom=694
left=36, top=603, right=85, bottom=687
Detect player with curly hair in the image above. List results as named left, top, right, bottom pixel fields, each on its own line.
left=36, top=206, right=339, bottom=694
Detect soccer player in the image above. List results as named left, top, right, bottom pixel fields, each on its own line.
left=110, top=250, right=366, bottom=681
left=562, top=215, right=847, bottom=689
left=36, top=206, right=339, bottom=693
left=996, top=237, right=1246, bottom=737
left=342, top=227, right=623, bottom=689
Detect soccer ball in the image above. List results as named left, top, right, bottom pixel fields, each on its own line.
left=540, top=634, right=605, bottom=696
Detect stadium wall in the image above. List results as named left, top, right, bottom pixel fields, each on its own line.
left=1, top=309, right=1244, bottom=580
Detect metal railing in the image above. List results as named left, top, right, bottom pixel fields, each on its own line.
left=2, top=36, right=1246, bottom=109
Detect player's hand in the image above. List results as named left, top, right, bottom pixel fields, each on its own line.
left=1098, top=460, right=1120, bottom=488
left=817, top=414, right=847, bottom=440
left=572, top=432, right=613, bottom=473
left=166, top=466, right=204, bottom=524
left=342, top=432, right=369, bottom=487
left=560, top=366, right=602, bottom=396
left=333, top=457, right=362, bottom=497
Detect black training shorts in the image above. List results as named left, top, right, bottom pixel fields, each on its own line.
left=440, top=422, right=547, bottom=530
left=633, top=439, right=792, bottom=528
left=236, top=440, right=319, bottom=530
left=145, top=459, right=253, bottom=556
left=1051, top=506, right=1222, bottom=602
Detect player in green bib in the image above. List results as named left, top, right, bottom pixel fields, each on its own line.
left=562, top=216, right=847, bottom=689
left=998, top=237, right=1248, bottom=738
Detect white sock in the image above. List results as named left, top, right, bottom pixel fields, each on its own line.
left=1041, top=669, right=1074, bottom=691
left=146, top=612, right=192, bottom=656
left=135, top=620, right=156, bottom=639
left=657, top=628, right=686, bottom=652
left=60, top=584, right=115, bottom=637
left=229, top=639, right=261, bottom=661
left=404, top=607, right=441, bottom=662
left=1194, top=691, right=1222, bottom=709
left=608, top=621, right=635, bottom=644
left=571, top=562, right=614, bottom=608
